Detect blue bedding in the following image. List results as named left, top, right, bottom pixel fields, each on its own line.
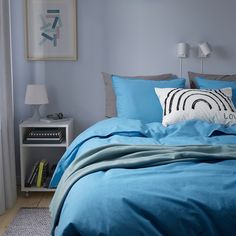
left=50, top=118, right=236, bottom=236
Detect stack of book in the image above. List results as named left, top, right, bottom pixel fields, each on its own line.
left=25, top=160, right=49, bottom=188
left=24, top=128, right=64, bottom=144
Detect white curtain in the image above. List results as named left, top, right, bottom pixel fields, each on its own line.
left=0, top=0, right=17, bottom=214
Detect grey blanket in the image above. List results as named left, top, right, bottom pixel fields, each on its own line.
left=49, top=144, right=236, bottom=234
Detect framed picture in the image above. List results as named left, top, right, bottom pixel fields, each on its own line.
left=25, top=0, right=77, bottom=60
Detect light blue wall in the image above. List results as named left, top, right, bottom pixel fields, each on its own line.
left=103, top=0, right=236, bottom=77
left=11, top=0, right=106, bottom=136
left=11, top=0, right=236, bottom=175
left=11, top=0, right=236, bottom=133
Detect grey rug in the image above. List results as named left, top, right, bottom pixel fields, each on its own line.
left=4, top=208, right=51, bottom=236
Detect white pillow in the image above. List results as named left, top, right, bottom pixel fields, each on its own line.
left=155, top=87, right=236, bottom=127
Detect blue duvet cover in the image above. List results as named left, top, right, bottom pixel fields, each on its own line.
left=50, top=118, right=236, bottom=236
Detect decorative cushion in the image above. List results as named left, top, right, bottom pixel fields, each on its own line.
left=192, top=77, right=236, bottom=107
left=188, top=71, right=236, bottom=88
left=155, top=87, right=236, bottom=127
left=102, top=72, right=176, bottom=118
left=112, top=76, right=185, bottom=123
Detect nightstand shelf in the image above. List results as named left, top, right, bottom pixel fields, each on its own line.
left=22, top=186, right=56, bottom=192
left=21, top=142, right=68, bottom=147
left=19, top=119, right=74, bottom=194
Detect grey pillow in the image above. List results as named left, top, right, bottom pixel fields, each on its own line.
left=102, top=72, right=175, bottom=117
left=188, top=71, right=236, bottom=88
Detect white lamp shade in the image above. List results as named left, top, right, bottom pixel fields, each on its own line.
left=25, top=84, right=49, bottom=105
left=177, top=43, right=188, bottom=58
left=199, top=42, right=212, bottom=57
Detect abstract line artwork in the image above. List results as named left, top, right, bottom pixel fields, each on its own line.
left=163, top=89, right=235, bottom=116
left=25, top=0, right=77, bottom=60
left=39, top=9, right=62, bottom=47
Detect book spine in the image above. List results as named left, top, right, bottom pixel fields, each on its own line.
left=29, top=167, right=39, bottom=186
left=25, top=161, right=39, bottom=187
left=36, top=161, right=45, bottom=187
left=26, top=137, right=62, bottom=141
left=29, top=132, right=62, bottom=137
left=42, top=162, right=49, bottom=187
left=24, top=138, right=63, bottom=144
left=28, top=128, right=63, bottom=138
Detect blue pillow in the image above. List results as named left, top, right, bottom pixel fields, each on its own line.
left=112, top=76, right=186, bottom=123
left=194, top=77, right=236, bottom=107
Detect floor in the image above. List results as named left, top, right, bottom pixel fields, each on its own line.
left=0, top=191, right=53, bottom=235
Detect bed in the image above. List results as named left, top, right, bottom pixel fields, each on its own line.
left=49, top=73, right=236, bottom=236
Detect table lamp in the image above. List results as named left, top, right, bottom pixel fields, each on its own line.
left=25, top=84, right=49, bottom=121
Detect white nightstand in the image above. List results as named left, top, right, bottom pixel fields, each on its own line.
left=19, top=118, right=74, bottom=194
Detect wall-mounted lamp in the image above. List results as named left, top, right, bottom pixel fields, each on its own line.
left=198, top=42, right=212, bottom=72
left=25, top=84, right=49, bottom=121
left=177, top=43, right=188, bottom=58
left=198, top=42, right=212, bottom=57
left=177, top=42, right=189, bottom=77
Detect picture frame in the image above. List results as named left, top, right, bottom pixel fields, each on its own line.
left=25, top=0, right=77, bottom=60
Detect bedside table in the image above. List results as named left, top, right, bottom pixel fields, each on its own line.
left=19, top=118, right=74, bottom=194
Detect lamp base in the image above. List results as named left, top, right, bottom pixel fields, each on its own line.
left=28, top=105, right=41, bottom=122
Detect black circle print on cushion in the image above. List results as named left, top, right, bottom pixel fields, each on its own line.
left=164, top=89, right=235, bottom=116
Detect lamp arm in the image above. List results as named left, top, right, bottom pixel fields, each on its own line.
left=180, top=58, right=183, bottom=78
left=201, top=57, right=204, bottom=73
